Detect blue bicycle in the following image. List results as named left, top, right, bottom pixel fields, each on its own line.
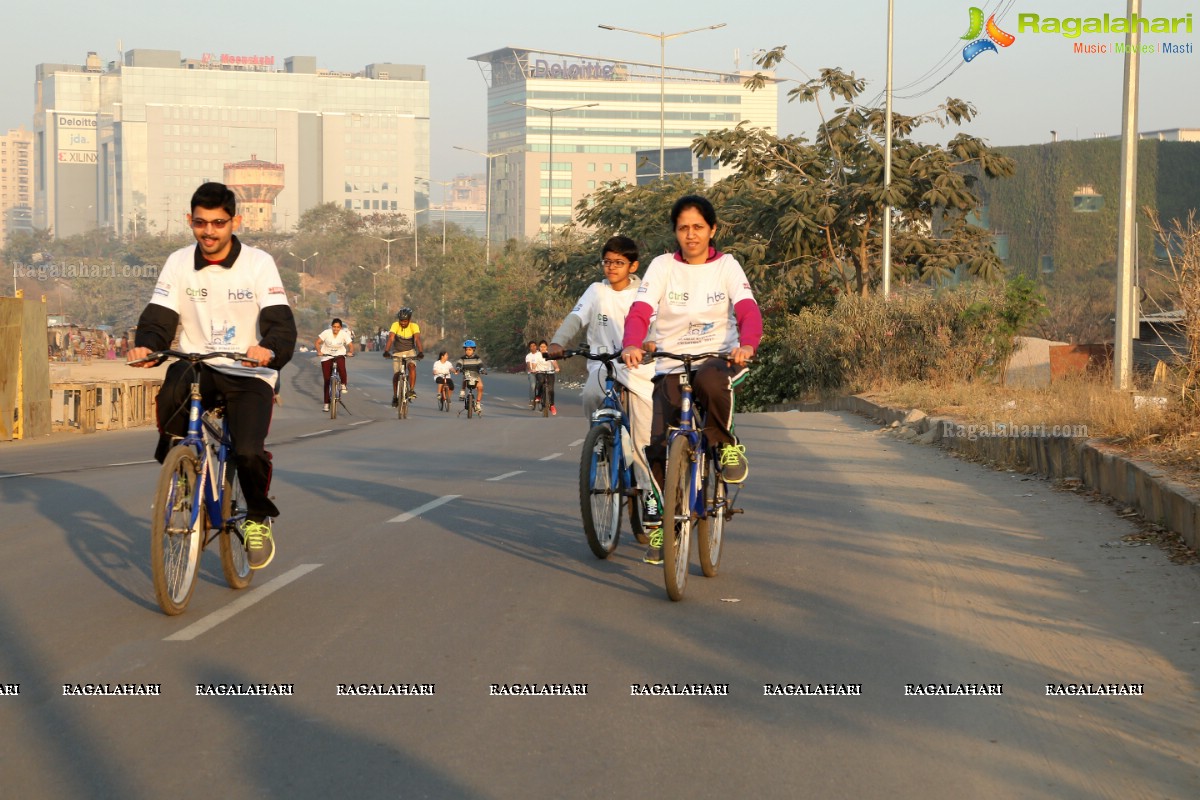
left=553, top=350, right=646, bottom=558
left=138, top=350, right=255, bottom=615
left=649, top=351, right=745, bottom=601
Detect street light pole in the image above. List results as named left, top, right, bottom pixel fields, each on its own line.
left=430, top=179, right=455, bottom=256
left=453, top=145, right=505, bottom=263
left=288, top=250, right=319, bottom=300
left=599, top=22, right=725, bottom=180
left=507, top=101, right=598, bottom=249
left=356, top=265, right=380, bottom=312
left=368, top=236, right=401, bottom=272
left=1114, top=0, right=1142, bottom=391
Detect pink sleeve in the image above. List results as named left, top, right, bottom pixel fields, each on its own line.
left=621, top=301, right=655, bottom=349
left=734, top=298, right=763, bottom=350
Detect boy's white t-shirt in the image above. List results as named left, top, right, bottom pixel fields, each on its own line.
left=568, top=276, right=655, bottom=399
left=635, top=252, right=756, bottom=374
left=525, top=351, right=544, bottom=373
left=317, top=328, right=353, bottom=361
left=149, top=242, right=289, bottom=386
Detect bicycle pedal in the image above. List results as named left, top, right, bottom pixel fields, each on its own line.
left=729, top=507, right=744, bottom=516
left=620, top=487, right=641, bottom=498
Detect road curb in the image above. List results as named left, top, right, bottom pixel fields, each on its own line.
left=764, top=396, right=1200, bottom=552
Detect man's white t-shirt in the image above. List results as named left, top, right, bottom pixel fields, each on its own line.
left=526, top=351, right=544, bottom=373
left=317, top=328, right=353, bottom=361
left=635, top=252, right=756, bottom=375
left=567, top=278, right=655, bottom=399
left=149, top=242, right=290, bottom=385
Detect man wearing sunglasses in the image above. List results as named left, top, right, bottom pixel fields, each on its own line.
left=128, top=182, right=297, bottom=570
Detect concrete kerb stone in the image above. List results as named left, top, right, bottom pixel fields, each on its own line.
left=765, top=394, right=1199, bottom=551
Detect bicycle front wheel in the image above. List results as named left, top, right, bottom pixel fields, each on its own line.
left=580, top=425, right=621, bottom=558
left=662, top=436, right=694, bottom=601
left=697, top=458, right=726, bottom=578
left=151, top=446, right=205, bottom=615
left=330, top=380, right=339, bottom=420
left=218, top=466, right=254, bottom=590
left=398, top=377, right=408, bottom=420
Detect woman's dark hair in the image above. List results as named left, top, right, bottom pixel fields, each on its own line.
left=331, top=318, right=344, bottom=327
left=670, top=194, right=717, bottom=229
left=601, top=235, right=639, bottom=264
left=438, top=350, right=448, bottom=359
left=191, top=182, right=237, bottom=217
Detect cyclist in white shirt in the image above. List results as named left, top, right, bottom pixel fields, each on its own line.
left=431, top=351, right=457, bottom=409
left=547, top=235, right=655, bottom=514
left=128, top=182, right=297, bottom=570
left=524, top=340, right=542, bottom=408
left=316, top=318, right=354, bottom=412
left=621, top=195, right=761, bottom=564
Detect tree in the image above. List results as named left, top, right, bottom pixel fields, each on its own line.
left=692, top=53, right=1015, bottom=304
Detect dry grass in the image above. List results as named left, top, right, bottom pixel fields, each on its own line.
left=872, top=376, right=1200, bottom=487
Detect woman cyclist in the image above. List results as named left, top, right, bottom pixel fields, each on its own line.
left=315, top=317, right=354, bottom=412
left=432, top=351, right=456, bottom=410
left=620, top=194, right=762, bottom=564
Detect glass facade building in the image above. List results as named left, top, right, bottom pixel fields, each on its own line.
left=34, top=50, right=429, bottom=238
left=468, top=47, right=777, bottom=242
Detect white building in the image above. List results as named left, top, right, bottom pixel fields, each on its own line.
left=468, top=47, right=777, bottom=242
left=33, top=49, right=429, bottom=238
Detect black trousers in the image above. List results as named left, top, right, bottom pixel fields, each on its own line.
left=647, top=359, right=747, bottom=492
left=154, top=362, right=279, bottom=520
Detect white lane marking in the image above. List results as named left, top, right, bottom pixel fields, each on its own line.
left=350, top=420, right=371, bottom=427
left=539, top=453, right=563, bottom=461
left=164, top=564, right=322, bottom=641
left=109, top=460, right=155, bottom=467
left=569, top=439, right=585, bottom=447
left=0, top=472, right=33, bottom=479
left=388, top=494, right=461, bottom=523
left=486, top=471, right=525, bottom=482
left=299, top=430, right=333, bottom=438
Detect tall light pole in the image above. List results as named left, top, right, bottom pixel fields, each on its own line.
left=507, top=101, right=597, bottom=249
left=599, top=22, right=725, bottom=180
left=453, top=145, right=505, bottom=263
left=288, top=250, right=318, bottom=300
left=881, top=0, right=894, bottom=297
left=356, top=265, right=383, bottom=312
left=430, top=179, right=454, bottom=256
left=1113, top=0, right=1142, bottom=391
left=367, top=236, right=401, bottom=272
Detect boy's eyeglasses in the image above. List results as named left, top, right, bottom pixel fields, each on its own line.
left=190, top=217, right=231, bottom=229
left=601, top=259, right=630, bottom=268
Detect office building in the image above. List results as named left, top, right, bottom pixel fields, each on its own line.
left=0, top=126, right=34, bottom=248
left=33, top=49, right=429, bottom=238
left=469, top=47, right=777, bottom=242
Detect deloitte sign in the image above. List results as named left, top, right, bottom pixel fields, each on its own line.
left=531, top=59, right=615, bottom=80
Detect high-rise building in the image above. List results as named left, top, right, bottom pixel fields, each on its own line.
left=33, top=50, right=429, bottom=238
left=1, top=126, right=34, bottom=248
left=468, top=47, right=777, bottom=242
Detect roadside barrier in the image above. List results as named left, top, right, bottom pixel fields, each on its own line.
left=50, top=379, right=161, bottom=433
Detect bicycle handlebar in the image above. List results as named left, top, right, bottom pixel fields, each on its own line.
left=128, top=349, right=250, bottom=367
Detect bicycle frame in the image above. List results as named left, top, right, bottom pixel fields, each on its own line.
left=178, top=377, right=239, bottom=546
left=588, top=357, right=636, bottom=500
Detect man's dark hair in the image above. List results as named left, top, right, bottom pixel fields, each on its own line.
left=601, top=235, right=639, bottom=265
left=191, top=182, right=237, bottom=217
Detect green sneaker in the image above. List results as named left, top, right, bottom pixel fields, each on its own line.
left=718, top=443, right=749, bottom=484
left=243, top=519, right=275, bottom=570
left=642, top=526, right=664, bottom=565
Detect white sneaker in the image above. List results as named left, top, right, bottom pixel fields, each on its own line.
left=322, top=403, right=329, bottom=412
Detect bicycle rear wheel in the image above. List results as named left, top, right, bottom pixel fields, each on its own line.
left=662, top=436, right=694, bottom=601
left=697, top=458, right=726, bottom=578
left=330, top=378, right=339, bottom=420
left=398, top=375, right=408, bottom=420
left=218, top=466, right=254, bottom=590
left=580, top=425, right=621, bottom=558
left=151, top=446, right=205, bottom=615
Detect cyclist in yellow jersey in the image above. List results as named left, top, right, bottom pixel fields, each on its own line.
left=384, top=307, right=423, bottom=407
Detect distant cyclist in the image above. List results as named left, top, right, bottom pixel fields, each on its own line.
left=432, top=351, right=457, bottom=407
left=384, top=307, right=423, bottom=407
left=456, top=339, right=486, bottom=411
left=316, top=317, right=354, bottom=412
left=536, top=339, right=559, bottom=415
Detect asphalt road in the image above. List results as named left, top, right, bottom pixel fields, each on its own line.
left=0, top=354, right=1197, bottom=799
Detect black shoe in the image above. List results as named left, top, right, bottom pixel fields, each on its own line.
left=643, top=493, right=662, bottom=526
left=642, top=527, right=664, bottom=565
left=718, top=444, right=749, bottom=484
left=391, top=397, right=399, bottom=408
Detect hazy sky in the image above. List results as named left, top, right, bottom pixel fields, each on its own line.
left=4, top=0, right=1197, bottom=197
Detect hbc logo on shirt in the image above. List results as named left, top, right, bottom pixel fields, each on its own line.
left=228, top=288, right=255, bottom=302
left=706, top=291, right=726, bottom=305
